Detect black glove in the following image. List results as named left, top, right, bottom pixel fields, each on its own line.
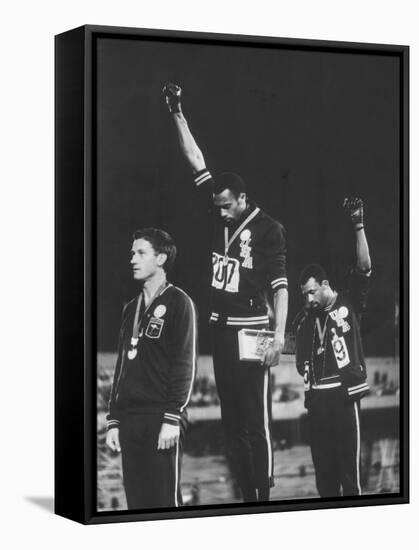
left=162, top=83, right=182, bottom=114
left=343, top=197, right=364, bottom=227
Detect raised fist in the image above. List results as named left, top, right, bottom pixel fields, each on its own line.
left=162, top=83, right=182, bottom=114
left=343, top=197, right=364, bottom=226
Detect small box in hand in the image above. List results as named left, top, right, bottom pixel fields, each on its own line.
left=238, top=328, right=275, bottom=362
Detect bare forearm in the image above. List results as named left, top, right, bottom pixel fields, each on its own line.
left=343, top=198, right=371, bottom=272
left=172, top=113, right=206, bottom=174
left=354, top=225, right=372, bottom=272
left=262, top=288, right=288, bottom=367
left=273, top=288, right=288, bottom=341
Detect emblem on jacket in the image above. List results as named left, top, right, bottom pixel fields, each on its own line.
left=329, top=306, right=351, bottom=333
left=146, top=317, right=164, bottom=338
left=331, top=328, right=350, bottom=368
left=240, top=229, right=253, bottom=269
left=153, top=305, right=167, bottom=318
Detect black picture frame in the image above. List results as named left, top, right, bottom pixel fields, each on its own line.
left=55, top=24, right=409, bottom=524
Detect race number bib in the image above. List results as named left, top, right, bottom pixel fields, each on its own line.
left=331, top=328, right=350, bottom=368
left=212, top=252, right=240, bottom=293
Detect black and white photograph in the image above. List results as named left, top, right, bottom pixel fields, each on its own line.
left=4, top=0, right=418, bottom=546
left=86, top=27, right=408, bottom=517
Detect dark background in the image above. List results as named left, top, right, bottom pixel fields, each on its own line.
left=96, top=36, right=400, bottom=355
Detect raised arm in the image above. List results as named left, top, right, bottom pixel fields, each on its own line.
left=162, top=83, right=206, bottom=174
left=343, top=197, right=372, bottom=273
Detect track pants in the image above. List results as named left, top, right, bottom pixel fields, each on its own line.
left=307, top=388, right=362, bottom=498
left=119, top=412, right=185, bottom=510
left=212, top=325, right=274, bottom=502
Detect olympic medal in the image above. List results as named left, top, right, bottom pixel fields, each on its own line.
left=127, top=348, right=137, bottom=360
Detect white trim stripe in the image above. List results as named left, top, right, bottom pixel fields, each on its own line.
left=195, top=174, right=212, bottom=186
left=160, top=283, right=173, bottom=296
left=224, top=207, right=261, bottom=256
left=176, top=288, right=197, bottom=413
left=348, top=382, right=369, bottom=391
left=312, top=382, right=342, bottom=390
left=348, top=385, right=369, bottom=393
left=271, top=277, right=288, bottom=285
left=348, top=387, right=369, bottom=395
left=164, top=413, right=181, bottom=420
left=210, top=313, right=269, bottom=322
left=263, top=369, right=273, bottom=479
left=227, top=315, right=269, bottom=321
left=226, top=320, right=269, bottom=326
left=348, top=383, right=369, bottom=395
left=174, top=440, right=180, bottom=507
left=210, top=312, right=270, bottom=326
left=194, top=169, right=211, bottom=181
left=354, top=402, right=362, bottom=495
left=272, top=281, right=288, bottom=289
left=194, top=171, right=212, bottom=186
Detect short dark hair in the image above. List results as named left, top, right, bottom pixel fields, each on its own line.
left=299, top=263, right=328, bottom=287
left=132, top=228, right=177, bottom=273
left=213, top=172, right=246, bottom=199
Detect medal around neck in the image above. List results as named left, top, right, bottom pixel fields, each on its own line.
left=128, top=337, right=139, bottom=360
left=127, top=349, right=137, bottom=360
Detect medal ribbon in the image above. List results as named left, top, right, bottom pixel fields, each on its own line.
left=130, top=281, right=169, bottom=352
left=315, top=316, right=328, bottom=352
left=130, top=293, right=144, bottom=346
left=223, top=207, right=260, bottom=262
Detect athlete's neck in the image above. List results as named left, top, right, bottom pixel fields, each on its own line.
left=234, top=202, right=251, bottom=224
left=324, top=290, right=338, bottom=311
left=142, top=271, right=167, bottom=306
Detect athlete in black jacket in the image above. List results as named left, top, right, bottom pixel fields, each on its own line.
left=296, top=198, right=371, bottom=497
left=106, top=228, right=197, bottom=509
left=163, top=84, right=288, bottom=502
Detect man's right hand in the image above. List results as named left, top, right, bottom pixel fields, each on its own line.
left=106, top=427, right=121, bottom=453
left=162, top=83, right=182, bottom=114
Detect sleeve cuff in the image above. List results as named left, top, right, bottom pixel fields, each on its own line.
left=346, top=382, right=369, bottom=399
left=271, top=277, right=288, bottom=291
left=194, top=168, right=213, bottom=187
left=163, top=412, right=181, bottom=426
left=106, top=419, right=120, bottom=431
left=356, top=267, right=372, bottom=277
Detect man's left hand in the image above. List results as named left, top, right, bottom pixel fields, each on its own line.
left=343, top=197, right=364, bottom=226
left=157, top=422, right=180, bottom=450
left=263, top=335, right=284, bottom=367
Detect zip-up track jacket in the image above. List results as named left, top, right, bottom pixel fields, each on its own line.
left=107, top=284, right=197, bottom=429
left=296, top=269, right=371, bottom=402
left=194, top=168, right=288, bottom=328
